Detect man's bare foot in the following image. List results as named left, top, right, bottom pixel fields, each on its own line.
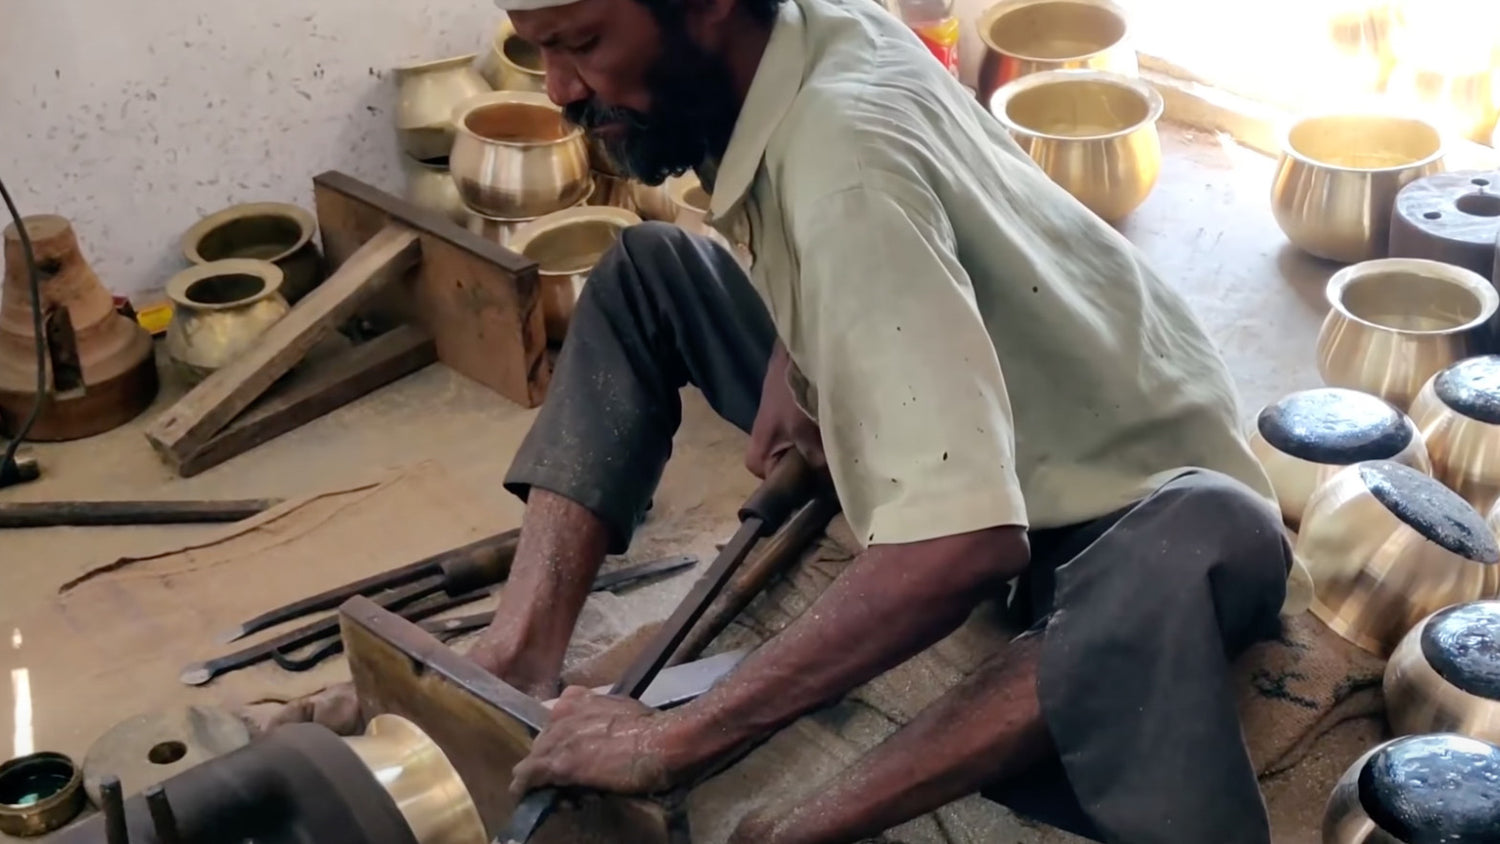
left=252, top=682, right=367, bottom=736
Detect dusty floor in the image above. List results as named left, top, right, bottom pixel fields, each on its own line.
left=0, top=123, right=1394, bottom=841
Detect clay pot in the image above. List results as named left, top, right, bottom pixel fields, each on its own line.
left=164, top=259, right=290, bottom=383
left=182, top=203, right=325, bottom=305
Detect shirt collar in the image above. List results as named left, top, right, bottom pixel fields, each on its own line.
left=704, top=0, right=807, bottom=225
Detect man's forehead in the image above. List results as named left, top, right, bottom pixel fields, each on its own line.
left=504, top=0, right=617, bottom=42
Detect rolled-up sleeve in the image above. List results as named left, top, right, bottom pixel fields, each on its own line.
left=789, top=183, right=1028, bottom=546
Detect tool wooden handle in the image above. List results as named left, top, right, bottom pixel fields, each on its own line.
left=739, top=449, right=821, bottom=531
left=438, top=532, right=523, bottom=595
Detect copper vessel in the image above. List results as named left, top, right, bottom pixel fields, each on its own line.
left=1409, top=355, right=1500, bottom=513
left=1270, top=113, right=1447, bottom=263
left=342, top=714, right=486, bottom=844
left=1247, top=387, right=1430, bottom=529
left=393, top=54, right=493, bottom=162
left=1321, top=734, right=1500, bottom=844
left=1296, top=459, right=1500, bottom=657
left=182, top=202, right=325, bottom=305
left=476, top=18, right=547, bottom=93
left=449, top=92, right=591, bottom=220
left=508, top=205, right=641, bottom=342
left=0, top=215, right=158, bottom=441
left=974, top=0, right=1136, bottom=106
left=163, top=259, right=290, bottom=383
left=1315, top=258, right=1496, bottom=411
left=1384, top=601, right=1500, bottom=745
left=989, top=68, right=1162, bottom=222
left=402, top=156, right=468, bottom=225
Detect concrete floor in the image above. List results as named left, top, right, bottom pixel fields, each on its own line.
left=3, top=123, right=1364, bottom=841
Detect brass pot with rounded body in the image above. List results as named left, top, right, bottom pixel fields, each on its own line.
left=508, top=205, right=641, bottom=342
left=462, top=177, right=596, bottom=248
left=1270, top=114, right=1447, bottom=264
left=402, top=156, right=468, bottom=225
left=449, top=92, right=591, bottom=220
left=1321, top=733, right=1500, bottom=844
left=182, top=202, right=325, bottom=305
left=974, top=0, right=1137, bottom=107
left=392, top=54, right=493, bottom=162
left=1296, top=459, right=1500, bottom=657
left=164, top=259, right=291, bottom=383
left=631, top=180, right=676, bottom=222
left=1409, top=355, right=1500, bottom=513
left=988, top=69, right=1163, bottom=222
left=1384, top=601, right=1500, bottom=745
left=1247, top=387, right=1431, bottom=530
left=476, top=17, right=546, bottom=93
left=1315, top=258, right=1498, bottom=411
left=342, top=714, right=486, bottom=844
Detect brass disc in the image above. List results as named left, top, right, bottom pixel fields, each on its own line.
left=82, top=705, right=250, bottom=805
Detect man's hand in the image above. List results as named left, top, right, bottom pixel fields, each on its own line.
left=466, top=632, right=564, bottom=700
left=747, top=342, right=826, bottom=479
left=509, top=686, right=685, bottom=797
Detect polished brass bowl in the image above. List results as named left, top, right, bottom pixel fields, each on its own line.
left=393, top=54, right=493, bottom=162
left=461, top=177, right=595, bottom=247
left=631, top=180, right=676, bottom=222
left=1321, top=734, right=1500, bottom=844
left=989, top=69, right=1163, bottom=222
left=588, top=171, right=636, bottom=213
left=1410, top=355, right=1500, bottom=512
left=164, top=259, right=291, bottom=383
left=1315, top=258, right=1498, bottom=411
left=401, top=156, right=467, bottom=225
left=1247, top=387, right=1431, bottom=529
left=0, top=752, right=85, bottom=837
left=974, top=0, right=1137, bottom=107
left=343, top=714, right=486, bottom=844
left=1296, top=459, right=1500, bottom=657
left=508, top=205, right=641, bottom=342
left=475, top=18, right=546, bottom=93
left=666, top=174, right=713, bottom=237
left=1270, top=113, right=1447, bottom=263
left=182, top=202, right=324, bottom=305
left=1384, top=601, right=1500, bottom=744
left=449, top=92, right=591, bottom=220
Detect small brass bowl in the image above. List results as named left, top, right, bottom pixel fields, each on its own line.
left=1384, top=601, right=1500, bottom=744
left=974, top=0, right=1137, bottom=106
left=1410, top=355, right=1500, bottom=512
left=449, top=92, right=591, bottom=220
left=476, top=18, right=546, bottom=93
left=1297, top=460, right=1500, bottom=657
left=1315, top=258, right=1498, bottom=411
left=0, top=752, right=85, bottom=837
left=392, top=54, right=493, bottom=162
left=182, top=202, right=324, bottom=305
left=1247, top=387, right=1431, bottom=530
left=508, top=205, right=641, bottom=342
left=666, top=174, right=713, bottom=237
left=1270, top=113, right=1447, bottom=263
left=630, top=180, right=675, bottom=222
left=1322, top=734, right=1500, bottom=844
left=989, top=69, right=1163, bottom=222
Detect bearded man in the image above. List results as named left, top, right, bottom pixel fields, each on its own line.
left=275, top=0, right=1297, bottom=840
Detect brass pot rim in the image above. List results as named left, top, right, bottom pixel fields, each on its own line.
left=180, top=202, right=318, bottom=266
left=450, top=91, right=582, bottom=149
left=461, top=176, right=599, bottom=225
left=976, top=0, right=1130, bottom=64
left=494, top=17, right=546, bottom=79
left=391, top=53, right=480, bottom=77
left=403, top=154, right=451, bottom=173
left=666, top=174, right=709, bottom=214
left=166, top=258, right=286, bottom=312
left=1281, top=113, right=1448, bottom=175
left=988, top=69, right=1163, bottom=142
left=0, top=751, right=83, bottom=835
left=508, top=205, right=642, bottom=276
left=1326, top=257, right=1500, bottom=337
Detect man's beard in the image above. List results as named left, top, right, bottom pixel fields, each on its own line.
left=564, top=27, right=740, bottom=186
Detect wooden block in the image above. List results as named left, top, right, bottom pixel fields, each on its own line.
left=144, top=225, right=421, bottom=468
left=339, top=597, right=669, bottom=842
left=312, top=172, right=551, bottom=409
left=173, top=325, right=438, bottom=478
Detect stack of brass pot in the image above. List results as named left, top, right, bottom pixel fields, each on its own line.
left=392, top=54, right=494, bottom=223
left=509, top=205, right=642, bottom=342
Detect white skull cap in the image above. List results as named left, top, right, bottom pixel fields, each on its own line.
left=492, top=0, right=581, bottom=10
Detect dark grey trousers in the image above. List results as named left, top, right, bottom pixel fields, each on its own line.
left=503, top=223, right=1291, bottom=844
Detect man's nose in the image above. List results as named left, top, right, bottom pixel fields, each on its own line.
left=545, top=60, right=589, bottom=109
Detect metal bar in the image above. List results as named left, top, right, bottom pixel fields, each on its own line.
left=99, top=775, right=128, bottom=844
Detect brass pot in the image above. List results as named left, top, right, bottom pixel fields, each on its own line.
left=974, top=0, right=1137, bottom=107
left=461, top=177, right=596, bottom=247
left=588, top=171, right=637, bottom=213
left=631, top=180, right=676, bottom=222
left=0, top=752, right=85, bottom=837
left=1270, top=113, right=1447, bottom=263
left=1321, top=734, right=1500, bottom=844
left=508, top=205, right=641, bottom=342
left=666, top=173, right=713, bottom=237
left=402, top=155, right=467, bottom=224
left=392, top=54, right=493, bottom=162
left=1247, top=387, right=1431, bottom=530
left=1409, top=355, right=1500, bottom=513
left=1315, top=258, right=1497, bottom=411
left=449, top=91, right=591, bottom=220
left=476, top=17, right=547, bottom=93
left=1384, top=601, right=1500, bottom=744
left=988, top=69, right=1163, bottom=222
left=1296, top=459, right=1500, bottom=657
left=1384, top=16, right=1499, bottom=145
left=181, top=202, right=325, bottom=305
left=342, top=714, right=486, bottom=844
left=164, top=259, right=291, bottom=383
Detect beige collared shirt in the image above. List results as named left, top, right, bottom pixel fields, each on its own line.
left=704, top=0, right=1278, bottom=552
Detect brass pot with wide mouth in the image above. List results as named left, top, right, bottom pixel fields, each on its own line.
left=508, top=205, right=641, bottom=342
left=631, top=179, right=676, bottom=222
left=1321, top=733, right=1500, bottom=844
left=1409, top=355, right=1500, bottom=513
left=1384, top=601, right=1500, bottom=744
left=1295, top=459, right=1500, bottom=658
left=402, top=156, right=468, bottom=225
left=1270, top=113, right=1447, bottom=264
left=1315, top=258, right=1498, bottom=411
left=164, top=259, right=291, bottom=383
left=0, top=752, right=85, bottom=837
left=1247, top=387, right=1431, bottom=530
left=392, top=54, right=493, bottom=162
left=181, top=202, right=325, bottom=305
left=449, top=91, right=591, bottom=220
left=974, top=0, right=1137, bottom=107
left=989, top=68, right=1163, bottom=222
left=476, top=17, right=547, bottom=94
left=666, top=173, right=713, bottom=237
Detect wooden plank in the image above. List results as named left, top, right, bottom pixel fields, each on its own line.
left=173, top=326, right=438, bottom=478
left=312, top=171, right=551, bottom=409
left=145, top=225, right=422, bottom=467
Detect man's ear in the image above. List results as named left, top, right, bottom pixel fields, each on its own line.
left=681, top=0, right=739, bottom=36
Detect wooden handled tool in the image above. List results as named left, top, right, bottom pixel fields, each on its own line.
left=0, top=498, right=284, bottom=529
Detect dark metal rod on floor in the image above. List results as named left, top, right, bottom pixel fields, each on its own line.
left=144, top=785, right=182, bottom=844
left=99, top=775, right=129, bottom=844
left=0, top=498, right=285, bottom=529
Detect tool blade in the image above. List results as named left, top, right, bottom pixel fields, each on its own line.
left=213, top=624, right=249, bottom=646
left=497, top=788, right=558, bottom=844
left=178, top=664, right=213, bottom=686
left=593, top=554, right=698, bottom=593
